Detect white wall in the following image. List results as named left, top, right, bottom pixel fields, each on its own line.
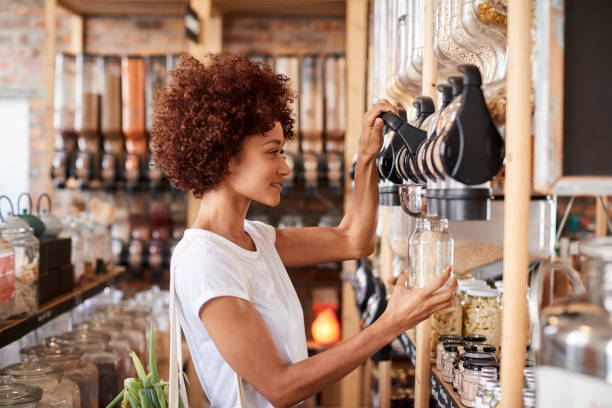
left=0, top=99, right=29, bottom=210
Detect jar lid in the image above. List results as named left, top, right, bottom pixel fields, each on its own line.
left=47, top=329, right=111, bottom=346
left=0, top=376, right=42, bottom=405
left=466, top=288, right=499, bottom=297
left=0, top=361, right=63, bottom=380
left=438, top=335, right=462, bottom=342
left=76, top=319, right=123, bottom=332
left=444, top=345, right=458, bottom=352
left=463, top=334, right=487, bottom=343
left=460, top=352, right=496, bottom=362
left=20, top=345, right=82, bottom=361
left=464, top=360, right=500, bottom=371
left=443, top=340, right=465, bottom=348
left=481, top=344, right=496, bottom=353
left=457, top=279, right=488, bottom=288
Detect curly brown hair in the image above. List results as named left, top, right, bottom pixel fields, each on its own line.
left=151, top=54, right=295, bottom=198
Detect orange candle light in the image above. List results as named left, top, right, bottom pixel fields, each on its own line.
left=311, top=308, right=341, bottom=344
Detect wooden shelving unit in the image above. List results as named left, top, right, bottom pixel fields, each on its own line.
left=0, top=266, right=126, bottom=348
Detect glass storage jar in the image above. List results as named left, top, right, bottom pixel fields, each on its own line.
left=435, top=0, right=482, bottom=69
left=388, top=205, right=414, bottom=280
left=47, top=331, right=120, bottom=408
left=0, top=375, right=44, bottom=408
left=53, top=53, right=77, bottom=153
left=0, top=361, right=80, bottom=408
left=0, top=231, right=16, bottom=320
left=100, top=56, right=122, bottom=156
left=92, top=307, right=148, bottom=360
left=300, top=55, right=324, bottom=155
left=442, top=345, right=458, bottom=383
left=0, top=227, right=38, bottom=319
left=460, top=361, right=498, bottom=407
left=475, top=379, right=498, bottom=408
left=76, top=214, right=95, bottom=281
left=454, top=351, right=496, bottom=394
left=73, top=320, right=137, bottom=380
left=20, top=346, right=98, bottom=408
left=58, top=217, right=84, bottom=284
left=463, top=288, right=501, bottom=348
left=75, top=54, right=101, bottom=154
left=436, top=335, right=462, bottom=370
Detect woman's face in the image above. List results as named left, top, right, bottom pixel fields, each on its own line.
left=227, top=121, right=291, bottom=207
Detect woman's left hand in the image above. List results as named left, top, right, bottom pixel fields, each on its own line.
left=360, top=99, right=399, bottom=158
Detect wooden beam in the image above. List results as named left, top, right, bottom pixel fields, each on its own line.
left=340, top=0, right=368, bottom=407
left=500, top=0, right=532, bottom=406
left=43, top=0, right=58, bottom=198
left=378, top=361, right=391, bottom=408
left=414, top=2, right=437, bottom=407
left=596, top=196, right=609, bottom=237
left=186, top=0, right=223, bottom=228
left=70, top=12, right=84, bottom=54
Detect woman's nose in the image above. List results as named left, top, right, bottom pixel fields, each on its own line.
left=279, top=155, right=291, bottom=176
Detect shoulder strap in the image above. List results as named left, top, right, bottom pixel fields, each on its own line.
left=168, top=235, right=252, bottom=408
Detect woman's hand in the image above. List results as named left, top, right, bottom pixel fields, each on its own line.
left=360, top=99, right=399, bottom=158
left=383, top=266, right=458, bottom=335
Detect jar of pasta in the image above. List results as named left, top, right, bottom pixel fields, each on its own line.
left=463, top=288, right=501, bottom=349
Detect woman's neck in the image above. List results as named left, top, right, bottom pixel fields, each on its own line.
left=191, top=185, right=254, bottom=249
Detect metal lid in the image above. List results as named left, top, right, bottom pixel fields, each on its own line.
left=47, top=329, right=111, bottom=346
left=481, top=344, right=496, bottom=353
left=0, top=376, right=42, bottom=405
left=444, top=345, right=458, bottom=352
left=580, top=237, right=612, bottom=262
left=20, top=345, right=83, bottom=361
left=463, top=334, right=487, bottom=342
left=464, top=360, right=499, bottom=371
left=460, top=352, right=495, bottom=362
left=438, top=335, right=462, bottom=342
left=466, top=287, right=499, bottom=297
left=0, top=361, right=63, bottom=380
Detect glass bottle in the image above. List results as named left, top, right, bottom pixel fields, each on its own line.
left=0, top=227, right=39, bottom=318
left=100, top=56, right=123, bottom=188
left=0, top=375, right=44, bottom=408
left=428, top=218, right=459, bottom=354
left=389, top=205, right=415, bottom=280
left=20, top=345, right=98, bottom=408
left=0, top=361, right=80, bottom=408
left=47, top=331, right=121, bottom=408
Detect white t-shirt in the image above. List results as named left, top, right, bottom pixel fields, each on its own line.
left=172, top=220, right=308, bottom=408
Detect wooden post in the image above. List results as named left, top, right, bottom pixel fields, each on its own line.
left=186, top=0, right=223, bottom=228
left=340, top=0, right=369, bottom=407
left=414, top=1, right=437, bottom=407
left=43, top=0, right=58, bottom=198
left=500, top=0, right=532, bottom=406
left=380, top=207, right=395, bottom=286
left=596, top=196, right=609, bottom=237
left=378, top=360, right=392, bottom=408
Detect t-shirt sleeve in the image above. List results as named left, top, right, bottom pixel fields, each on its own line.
left=248, top=220, right=277, bottom=246
left=174, top=240, right=250, bottom=319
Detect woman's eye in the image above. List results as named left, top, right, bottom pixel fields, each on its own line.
left=280, top=149, right=286, bottom=158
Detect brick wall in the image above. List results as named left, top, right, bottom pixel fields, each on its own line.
left=0, top=2, right=345, bottom=193
left=223, top=16, right=345, bottom=55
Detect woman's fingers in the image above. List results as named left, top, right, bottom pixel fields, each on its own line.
left=423, top=281, right=457, bottom=309
left=363, top=99, right=398, bottom=128
left=422, top=266, right=453, bottom=295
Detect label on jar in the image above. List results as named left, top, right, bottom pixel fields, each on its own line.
left=0, top=250, right=16, bottom=302
left=536, top=366, right=612, bottom=408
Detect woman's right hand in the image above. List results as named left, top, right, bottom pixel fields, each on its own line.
left=383, top=266, right=458, bottom=335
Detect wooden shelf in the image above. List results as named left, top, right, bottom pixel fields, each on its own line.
left=0, top=267, right=126, bottom=348
left=58, top=0, right=345, bottom=17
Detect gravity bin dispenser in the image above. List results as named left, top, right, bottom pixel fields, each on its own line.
left=376, top=64, right=505, bottom=221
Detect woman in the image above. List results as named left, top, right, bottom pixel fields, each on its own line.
left=152, top=55, right=457, bottom=408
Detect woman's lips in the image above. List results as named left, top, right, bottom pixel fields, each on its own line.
left=271, top=183, right=283, bottom=191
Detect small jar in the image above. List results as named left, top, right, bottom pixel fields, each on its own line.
left=47, top=330, right=121, bottom=408
left=454, top=352, right=495, bottom=393
left=460, top=361, right=499, bottom=407
left=475, top=379, right=498, bottom=408
left=522, top=387, right=536, bottom=408
left=436, top=335, right=462, bottom=370
left=0, top=361, right=80, bottom=408
left=442, top=346, right=458, bottom=383
left=20, top=345, right=99, bottom=408
left=0, top=227, right=39, bottom=318
left=463, top=334, right=487, bottom=348
left=58, top=217, right=84, bottom=284
left=0, top=375, right=44, bottom=407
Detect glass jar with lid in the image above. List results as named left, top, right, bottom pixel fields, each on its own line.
left=436, top=335, right=462, bottom=370
left=442, top=345, right=458, bottom=383
left=0, top=227, right=38, bottom=319
left=388, top=205, right=414, bottom=281
left=0, top=375, right=45, bottom=408
left=20, top=346, right=98, bottom=408
left=92, top=307, right=148, bottom=361
left=73, top=320, right=137, bottom=380
left=460, top=360, right=498, bottom=407
left=0, top=230, right=16, bottom=320
left=47, top=330, right=120, bottom=408
left=454, top=351, right=496, bottom=395
left=463, top=287, right=501, bottom=348
left=77, top=214, right=95, bottom=280
left=0, top=361, right=80, bottom=408
left=475, top=379, right=498, bottom=408
left=58, top=217, right=84, bottom=285
left=463, top=334, right=487, bottom=347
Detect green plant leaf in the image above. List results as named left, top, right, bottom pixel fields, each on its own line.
left=130, top=351, right=148, bottom=382
left=105, top=389, right=125, bottom=408
left=149, top=325, right=160, bottom=383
